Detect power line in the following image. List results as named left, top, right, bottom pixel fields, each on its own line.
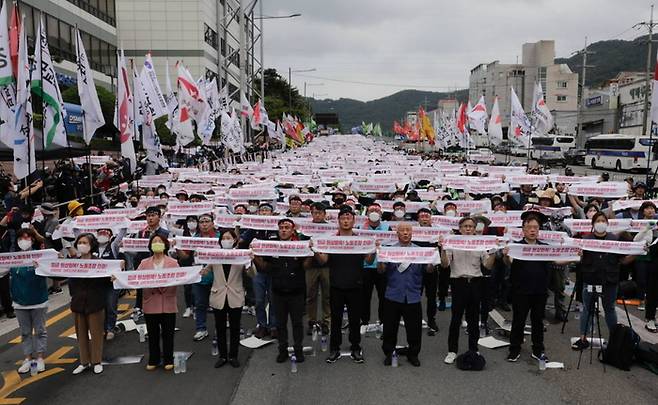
left=293, top=73, right=467, bottom=90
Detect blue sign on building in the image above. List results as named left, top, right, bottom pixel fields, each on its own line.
left=63, top=102, right=83, bottom=136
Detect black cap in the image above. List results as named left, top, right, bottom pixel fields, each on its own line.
left=633, top=182, right=647, bottom=190
left=521, top=209, right=548, bottom=224
left=338, top=206, right=355, bottom=218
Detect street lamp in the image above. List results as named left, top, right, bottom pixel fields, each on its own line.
left=255, top=13, right=302, bottom=19
left=289, top=67, right=316, bottom=110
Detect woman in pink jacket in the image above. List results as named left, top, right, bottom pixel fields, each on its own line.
left=138, top=234, right=179, bottom=371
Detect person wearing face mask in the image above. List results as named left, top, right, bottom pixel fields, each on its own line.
left=286, top=195, right=304, bottom=218
left=415, top=208, right=440, bottom=335
left=233, top=204, right=248, bottom=215
left=128, top=195, right=140, bottom=208
left=175, top=215, right=198, bottom=319
left=358, top=203, right=390, bottom=330
left=390, top=201, right=409, bottom=222
left=10, top=229, right=48, bottom=374
left=443, top=202, right=458, bottom=218
left=472, top=216, right=496, bottom=335
left=246, top=200, right=260, bottom=214
left=70, top=233, right=112, bottom=375
left=190, top=213, right=220, bottom=341
left=137, top=235, right=179, bottom=371
left=435, top=201, right=459, bottom=312
left=507, top=184, right=535, bottom=211
left=633, top=202, right=658, bottom=319
left=32, top=203, right=64, bottom=295
left=332, top=192, right=347, bottom=209
left=572, top=213, right=633, bottom=349
left=204, top=230, right=255, bottom=368
left=439, top=217, right=496, bottom=365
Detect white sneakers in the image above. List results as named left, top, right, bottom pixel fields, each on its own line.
left=18, top=358, right=46, bottom=374
left=106, top=331, right=115, bottom=341
left=193, top=330, right=209, bottom=341
left=183, top=307, right=193, bottom=318
left=93, top=364, right=103, bottom=374
left=646, top=319, right=657, bottom=333
left=72, top=364, right=90, bottom=375
left=444, top=352, right=457, bottom=364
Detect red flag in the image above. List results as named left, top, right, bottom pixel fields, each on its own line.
left=456, top=103, right=467, bottom=134
left=393, top=120, right=404, bottom=135
left=9, top=3, right=19, bottom=79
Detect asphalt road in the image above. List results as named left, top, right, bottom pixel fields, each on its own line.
left=0, top=282, right=657, bottom=405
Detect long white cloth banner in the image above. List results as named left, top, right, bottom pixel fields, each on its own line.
left=195, top=248, right=252, bottom=265
left=565, top=237, right=646, bottom=255
left=465, top=182, right=510, bottom=195
left=215, top=214, right=241, bottom=229
left=442, top=235, right=501, bottom=251
left=175, top=236, right=220, bottom=250
left=352, top=183, right=398, bottom=193
left=431, top=216, right=461, bottom=229
left=311, top=236, right=376, bottom=254
left=563, top=218, right=631, bottom=234
left=612, top=199, right=658, bottom=212
left=250, top=240, right=314, bottom=257
left=295, top=221, right=338, bottom=236
left=167, top=201, right=215, bottom=216
left=36, top=259, right=123, bottom=278
left=523, top=205, right=573, bottom=218
left=112, top=266, right=202, bottom=289
left=228, top=188, right=278, bottom=201
left=409, top=226, right=452, bottom=243
left=505, top=228, right=568, bottom=245
left=485, top=211, right=524, bottom=227
left=73, top=215, right=130, bottom=230
left=238, top=215, right=283, bottom=231
left=435, top=200, right=491, bottom=214
left=507, top=244, right=581, bottom=262
left=353, top=229, right=399, bottom=245
left=0, top=249, right=59, bottom=268
left=120, top=238, right=150, bottom=252
left=377, top=247, right=439, bottom=264
left=568, top=182, right=629, bottom=198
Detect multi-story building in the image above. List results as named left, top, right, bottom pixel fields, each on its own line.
left=116, top=0, right=252, bottom=105
left=469, top=40, right=578, bottom=135
left=18, top=0, right=117, bottom=89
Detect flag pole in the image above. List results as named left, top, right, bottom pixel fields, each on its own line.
left=75, top=25, right=94, bottom=199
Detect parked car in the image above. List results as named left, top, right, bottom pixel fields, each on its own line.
left=564, top=148, right=586, bottom=166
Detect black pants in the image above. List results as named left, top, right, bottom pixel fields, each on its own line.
left=0, top=275, right=12, bottom=312
left=448, top=278, right=482, bottom=353
left=136, top=289, right=143, bottom=309
left=422, top=270, right=438, bottom=321
left=273, top=291, right=305, bottom=354
left=330, top=287, right=362, bottom=352
left=491, top=260, right=510, bottom=306
left=213, top=306, right=242, bottom=359
left=144, top=313, right=176, bottom=366
left=480, top=276, right=495, bottom=324
left=438, top=266, right=450, bottom=300
left=382, top=299, right=422, bottom=357
left=509, top=294, right=547, bottom=355
left=361, top=270, right=386, bottom=324
left=645, top=266, right=658, bottom=320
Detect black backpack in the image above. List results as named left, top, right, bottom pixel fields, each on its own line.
left=599, top=324, right=639, bottom=371
left=456, top=351, right=486, bottom=371
left=635, top=341, right=658, bottom=374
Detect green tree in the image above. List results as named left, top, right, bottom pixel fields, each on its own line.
left=262, top=68, right=309, bottom=122
left=61, top=85, right=116, bottom=128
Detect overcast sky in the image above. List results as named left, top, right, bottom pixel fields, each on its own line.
left=262, top=0, right=652, bottom=102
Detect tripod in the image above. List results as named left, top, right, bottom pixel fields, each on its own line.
left=577, top=285, right=605, bottom=371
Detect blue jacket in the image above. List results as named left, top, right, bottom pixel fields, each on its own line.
left=10, top=266, right=48, bottom=306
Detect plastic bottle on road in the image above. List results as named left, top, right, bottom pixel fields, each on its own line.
left=320, top=335, right=328, bottom=352
left=391, top=351, right=398, bottom=368
left=311, top=326, right=318, bottom=357
left=538, top=356, right=546, bottom=371
left=174, top=354, right=181, bottom=374
left=211, top=337, right=219, bottom=356
left=290, top=355, right=297, bottom=373
left=30, top=359, right=38, bottom=376
left=180, top=355, right=187, bottom=373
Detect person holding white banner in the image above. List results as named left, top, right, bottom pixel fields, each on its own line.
left=10, top=229, right=49, bottom=375
left=70, top=234, right=111, bottom=375
left=439, top=217, right=495, bottom=365
left=204, top=230, right=256, bottom=368
left=137, top=234, right=180, bottom=371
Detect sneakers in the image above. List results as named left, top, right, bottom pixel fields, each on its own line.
left=360, top=324, right=368, bottom=335
left=106, top=331, right=115, bottom=341
left=531, top=352, right=548, bottom=362
left=72, top=364, right=90, bottom=375
left=93, top=364, right=103, bottom=374
left=407, top=355, right=421, bottom=367
left=36, top=358, right=45, bottom=372
left=438, top=299, right=446, bottom=312
left=350, top=349, right=365, bottom=363
left=321, top=323, right=329, bottom=335
left=427, top=319, right=439, bottom=335
left=461, top=320, right=467, bottom=328
left=5, top=310, right=15, bottom=319
left=229, top=358, right=240, bottom=368
left=182, top=307, right=193, bottom=318
left=384, top=355, right=392, bottom=366
left=507, top=351, right=520, bottom=362
left=131, top=308, right=144, bottom=322
left=214, top=358, right=228, bottom=368
left=193, top=330, right=209, bottom=341
left=326, top=350, right=341, bottom=363
left=646, top=320, right=658, bottom=333
left=295, top=352, right=305, bottom=363
left=571, top=338, right=590, bottom=350
left=444, top=352, right=457, bottom=364
left=48, top=287, right=63, bottom=295
left=276, top=352, right=288, bottom=363
left=17, top=359, right=30, bottom=374
left=254, top=326, right=268, bottom=339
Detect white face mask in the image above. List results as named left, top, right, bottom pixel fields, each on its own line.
left=77, top=244, right=91, bottom=255
left=97, top=235, right=110, bottom=245
left=593, top=222, right=608, bottom=233
left=221, top=239, right=234, bottom=249
left=445, top=210, right=457, bottom=217
left=248, top=206, right=258, bottom=213
left=475, top=223, right=485, bottom=232
left=394, top=210, right=405, bottom=219
left=17, top=239, right=32, bottom=251
left=368, top=212, right=381, bottom=222
left=187, top=221, right=198, bottom=231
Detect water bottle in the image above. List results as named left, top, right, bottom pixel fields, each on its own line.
left=538, top=356, right=546, bottom=371
left=138, top=325, right=146, bottom=343
left=311, top=326, right=318, bottom=357
left=290, top=355, right=297, bottom=373
left=30, top=360, right=38, bottom=376
left=391, top=351, right=398, bottom=368
left=180, top=355, right=187, bottom=373
left=375, top=324, right=382, bottom=340
left=174, top=354, right=181, bottom=374
left=211, top=337, right=219, bottom=356
left=320, top=335, right=328, bottom=352
left=240, top=328, right=245, bottom=340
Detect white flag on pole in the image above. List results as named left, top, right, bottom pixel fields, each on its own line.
left=488, top=97, right=503, bottom=146
left=0, top=1, right=16, bottom=148
left=32, top=16, right=68, bottom=149
left=650, top=51, right=658, bottom=133
left=75, top=28, right=105, bottom=145
left=139, top=53, right=168, bottom=119
left=117, top=48, right=137, bottom=173
left=13, top=16, right=35, bottom=179
left=240, top=90, right=253, bottom=118
left=136, top=71, right=167, bottom=168
left=467, top=96, right=488, bottom=135
left=164, top=60, right=179, bottom=131
left=531, top=81, right=554, bottom=135
left=510, top=87, right=531, bottom=147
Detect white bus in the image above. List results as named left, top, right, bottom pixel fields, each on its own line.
left=528, top=135, right=576, bottom=161
left=585, top=134, right=657, bottom=172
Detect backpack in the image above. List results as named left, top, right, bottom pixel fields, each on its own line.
left=456, top=351, right=486, bottom=371
left=635, top=341, right=658, bottom=373
left=599, top=324, right=638, bottom=371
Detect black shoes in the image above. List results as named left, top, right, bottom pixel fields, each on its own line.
left=325, top=350, right=341, bottom=363
left=295, top=352, right=305, bottom=363
left=214, top=358, right=227, bottom=368
left=507, top=351, right=520, bottom=362
left=438, top=300, right=446, bottom=311
left=321, top=323, right=330, bottom=335
left=407, top=355, right=421, bottom=367
left=384, top=355, right=392, bottom=366
left=350, top=350, right=364, bottom=363
left=276, top=352, right=288, bottom=363
left=229, top=358, right=240, bottom=368
left=427, top=319, right=439, bottom=336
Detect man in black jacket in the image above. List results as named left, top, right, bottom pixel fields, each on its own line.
left=253, top=218, right=310, bottom=363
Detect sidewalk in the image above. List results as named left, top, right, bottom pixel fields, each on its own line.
left=0, top=285, right=72, bottom=338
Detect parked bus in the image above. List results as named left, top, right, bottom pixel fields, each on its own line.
left=529, top=135, right=576, bottom=162
left=585, top=133, right=658, bottom=172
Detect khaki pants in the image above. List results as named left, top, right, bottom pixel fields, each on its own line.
left=74, top=310, right=105, bottom=365
left=306, top=266, right=330, bottom=324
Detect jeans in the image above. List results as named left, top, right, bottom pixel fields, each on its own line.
left=145, top=313, right=176, bottom=366
left=448, top=278, right=482, bottom=353
left=16, top=307, right=47, bottom=357
left=214, top=306, right=242, bottom=359
left=509, top=294, right=546, bottom=356
left=253, top=272, right=276, bottom=329
left=580, top=284, right=618, bottom=336
left=382, top=299, right=422, bottom=357
left=273, top=292, right=305, bottom=354
left=104, top=288, right=120, bottom=332
left=193, top=284, right=211, bottom=332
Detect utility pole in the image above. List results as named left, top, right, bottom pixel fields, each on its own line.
left=637, top=5, right=658, bottom=136
left=239, top=0, right=247, bottom=142
left=575, top=36, right=595, bottom=148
